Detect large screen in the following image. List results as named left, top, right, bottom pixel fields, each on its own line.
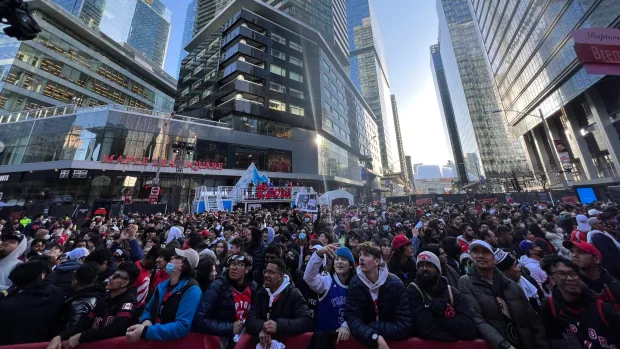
left=576, top=187, right=597, bottom=204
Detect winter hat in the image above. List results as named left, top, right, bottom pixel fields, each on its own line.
left=494, top=249, right=515, bottom=272
left=392, top=235, right=410, bottom=250
left=417, top=251, right=441, bottom=272
left=67, top=247, right=89, bottom=260
left=588, top=209, right=602, bottom=216
left=576, top=214, right=591, bottom=232
left=519, top=240, right=535, bottom=254
left=459, top=253, right=471, bottom=264
left=335, top=246, right=355, bottom=265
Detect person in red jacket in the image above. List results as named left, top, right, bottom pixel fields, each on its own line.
left=148, top=247, right=173, bottom=297
left=456, top=224, right=475, bottom=253
left=133, top=246, right=160, bottom=309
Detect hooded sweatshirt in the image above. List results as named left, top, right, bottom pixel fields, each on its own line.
left=355, top=265, right=388, bottom=319
left=0, top=237, right=28, bottom=291
left=519, top=255, right=550, bottom=296
left=266, top=227, right=275, bottom=245
left=165, top=226, right=183, bottom=245
left=266, top=274, right=290, bottom=307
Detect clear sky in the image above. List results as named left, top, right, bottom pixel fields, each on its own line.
left=160, top=0, right=451, bottom=167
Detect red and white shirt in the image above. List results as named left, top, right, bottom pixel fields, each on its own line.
left=233, top=286, right=252, bottom=321
left=132, top=261, right=151, bottom=308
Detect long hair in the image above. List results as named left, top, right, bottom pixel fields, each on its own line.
left=214, top=240, right=229, bottom=264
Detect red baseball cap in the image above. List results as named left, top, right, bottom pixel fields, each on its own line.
left=563, top=240, right=601, bottom=259
left=392, top=235, right=410, bottom=250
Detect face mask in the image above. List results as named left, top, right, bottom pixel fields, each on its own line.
left=43, top=234, right=51, bottom=240
left=299, top=233, right=307, bottom=240
left=165, top=262, right=176, bottom=275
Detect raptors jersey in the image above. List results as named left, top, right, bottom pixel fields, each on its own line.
left=233, top=286, right=252, bottom=321
left=315, top=274, right=348, bottom=332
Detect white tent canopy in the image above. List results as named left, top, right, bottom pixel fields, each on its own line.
left=318, top=190, right=354, bottom=207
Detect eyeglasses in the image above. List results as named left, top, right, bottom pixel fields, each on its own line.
left=111, top=272, right=129, bottom=280
left=229, top=262, right=248, bottom=269
left=551, top=270, right=579, bottom=280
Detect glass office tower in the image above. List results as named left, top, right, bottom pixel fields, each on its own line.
left=390, top=94, right=409, bottom=184
left=52, top=0, right=105, bottom=28
left=347, top=0, right=399, bottom=173
left=177, top=0, right=198, bottom=77
left=436, top=0, right=526, bottom=182
left=126, top=0, right=172, bottom=68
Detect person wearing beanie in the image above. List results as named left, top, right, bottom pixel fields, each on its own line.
left=459, top=240, right=547, bottom=349
left=406, top=251, right=476, bottom=341
left=387, top=234, right=417, bottom=285
left=303, top=244, right=354, bottom=341
left=494, top=249, right=544, bottom=313
left=518, top=240, right=551, bottom=296
left=571, top=214, right=590, bottom=242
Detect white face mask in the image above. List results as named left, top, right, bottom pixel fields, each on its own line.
left=556, top=227, right=563, bottom=234
left=43, top=234, right=51, bottom=240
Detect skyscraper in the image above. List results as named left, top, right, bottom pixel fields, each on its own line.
left=52, top=0, right=105, bottom=28
left=405, top=155, right=415, bottom=191
left=194, top=0, right=233, bottom=35
left=347, top=0, right=399, bottom=173
left=177, top=0, right=198, bottom=77
left=430, top=43, right=467, bottom=184
left=390, top=94, right=408, bottom=185
left=436, top=0, right=526, bottom=183
left=126, top=0, right=172, bottom=68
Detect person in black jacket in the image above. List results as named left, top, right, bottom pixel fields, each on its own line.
left=0, top=259, right=64, bottom=345
left=193, top=253, right=258, bottom=349
left=47, top=262, right=140, bottom=349
left=387, top=235, right=416, bottom=285
left=55, top=262, right=105, bottom=336
left=345, top=242, right=412, bottom=349
left=246, top=259, right=312, bottom=349
left=406, top=251, right=476, bottom=341
left=244, top=226, right=266, bottom=282
left=48, top=247, right=89, bottom=295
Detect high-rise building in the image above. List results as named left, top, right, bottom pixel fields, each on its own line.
left=56, top=0, right=172, bottom=68
left=347, top=0, right=399, bottom=174
left=471, top=0, right=620, bottom=189
left=176, top=0, right=383, bottom=198
left=177, top=0, right=198, bottom=77
left=390, top=94, right=408, bottom=184
left=194, top=0, right=234, bottom=36
left=0, top=0, right=176, bottom=113
left=405, top=155, right=415, bottom=190
left=436, top=0, right=526, bottom=184
left=430, top=43, right=467, bottom=184
left=52, top=0, right=105, bottom=28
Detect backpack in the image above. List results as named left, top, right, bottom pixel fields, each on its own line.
left=548, top=295, right=610, bottom=328
left=410, top=282, right=454, bottom=305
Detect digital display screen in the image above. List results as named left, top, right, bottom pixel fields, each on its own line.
left=576, top=187, right=597, bottom=204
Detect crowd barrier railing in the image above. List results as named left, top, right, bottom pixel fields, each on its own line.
left=0, top=332, right=492, bottom=349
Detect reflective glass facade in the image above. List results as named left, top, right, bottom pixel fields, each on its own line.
left=471, top=0, right=620, bottom=137
left=53, top=0, right=105, bottom=28
left=347, top=0, right=398, bottom=173
left=195, top=0, right=232, bottom=36
left=177, top=0, right=197, bottom=77
left=98, top=0, right=136, bottom=43
left=437, top=0, right=526, bottom=180
left=390, top=95, right=408, bottom=183
left=0, top=5, right=175, bottom=114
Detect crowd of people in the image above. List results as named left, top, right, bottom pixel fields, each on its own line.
left=1, top=199, right=620, bottom=349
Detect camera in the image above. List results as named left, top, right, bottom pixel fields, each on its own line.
left=0, top=0, right=41, bottom=40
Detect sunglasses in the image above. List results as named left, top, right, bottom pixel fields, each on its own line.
left=111, top=272, right=129, bottom=280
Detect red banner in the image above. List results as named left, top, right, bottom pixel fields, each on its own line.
left=0, top=333, right=491, bottom=349
left=562, top=196, right=579, bottom=205
left=416, top=198, right=433, bottom=205
left=573, top=28, right=620, bottom=76
left=479, top=198, right=497, bottom=204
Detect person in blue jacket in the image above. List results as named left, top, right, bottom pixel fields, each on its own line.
left=125, top=248, right=201, bottom=342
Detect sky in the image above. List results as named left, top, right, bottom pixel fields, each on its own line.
left=160, top=0, right=452, bottom=167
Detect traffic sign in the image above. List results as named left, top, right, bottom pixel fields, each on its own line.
left=149, top=195, right=158, bottom=204
left=150, top=187, right=160, bottom=196
left=124, top=196, right=132, bottom=204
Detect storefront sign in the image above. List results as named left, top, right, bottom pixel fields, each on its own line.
left=479, top=198, right=498, bottom=204
left=415, top=198, right=432, bottom=205
left=0, top=175, right=9, bottom=182
left=573, top=28, right=620, bottom=75
left=562, top=196, right=579, bottom=205
left=102, top=154, right=224, bottom=171
left=59, top=169, right=89, bottom=179
left=256, top=183, right=292, bottom=199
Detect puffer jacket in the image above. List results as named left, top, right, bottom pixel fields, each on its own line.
left=58, top=285, right=106, bottom=336
left=48, top=259, right=82, bottom=295
left=345, top=267, right=412, bottom=348
left=244, top=242, right=266, bottom=282
left=458, top=266, right=548, bottom=349
left=387, top=256, right=417, bottom=286
left=192, top=274, right=258, bottom=336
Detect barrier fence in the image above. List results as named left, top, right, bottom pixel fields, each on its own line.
left=0, top=333, right=492, bottom=349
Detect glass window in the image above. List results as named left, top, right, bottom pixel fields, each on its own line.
left=289, top=71, right=303, bottom=83
left=269, top=99, right=286, bottom=112
left=290, top=105, right=304, bottom=116
left=271, top=48, right=286, bottom=60
left=289, top=40, right=302, bottom=52
left=270, top=64, right=286, bottom=76
left=271, top=33, right=286, bottom=45
left=289, top=56, right=303, bottom=67
left=270, top=82, right=286, bottom=94
left=290, top=88, right=304, bottom=99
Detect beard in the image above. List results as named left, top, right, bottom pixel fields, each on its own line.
left=417, top=270, right=438, bottom=287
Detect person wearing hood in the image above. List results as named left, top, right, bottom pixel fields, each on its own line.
left=565, top=240, right=620, bottom=311
left=495, top=249, right=544, bottom=313
left=261, top=227, right=275, bottom=246
left=519, top=240, right=552, bottom=296
left=544, top=223, right=570, bottom=259
left=571, top=214, right=590, bottom=242
left=0, top=232, right=28, bottom=291
left=540, top=255, right=620, bottom=349
left=387, top=235, right=417, bottom=285
left=246, top=258, right=312, bottom=349
left=165, top=226, right=184, bottom=245
left=587, top=217, right=620, bottom=280
left=193, top=253, right=258, bottom=349
left=54, top=262, right=105, bottom=338
left=406, top=251, right=476, bottom=341
left=48, top=247, right=90, bottom=295
left=304, top=244, right=354, bottom=342
left=459, top=240, right=547, bottom=349
left=243, top=226, right=266, bottom=282
left=292, top=227, right=311, bottom=269
left=0, top=259, right=64, bottom=345
left=345, top=242, right=412, bottom=349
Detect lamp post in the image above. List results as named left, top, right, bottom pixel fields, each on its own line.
left=169, top=139, right=196, bottom=212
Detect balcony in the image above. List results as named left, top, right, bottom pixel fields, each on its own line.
left=220, top=60, right=266, bottom=84
left=222, top=26, right=269, bottom=49
left=220, top=42, right=266, bottom=65
left=217, top=79, right=265, bottom=99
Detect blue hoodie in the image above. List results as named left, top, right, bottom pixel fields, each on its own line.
left=139, top=278, right=201, bottom=341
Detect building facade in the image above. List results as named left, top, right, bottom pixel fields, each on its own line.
left=347, top=0, right=399, bottom=174
left=194, top=0, right=233, bottom=36
left=53, top=0, right=105, bottom=28
left=177, top=0, right=198, bottom=77
left=436, top=0, right=527, bottom=185
left=390, top=94, right=409, bottom=185
left=430, top=43, right=468, bottom=185
left=175, top=0, right=382, bottom=198
left=470, top=0, right=620, bottom=191
left=405, top=155, right=415, bottom=190
left=0, top=0, right=176, bottom=114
